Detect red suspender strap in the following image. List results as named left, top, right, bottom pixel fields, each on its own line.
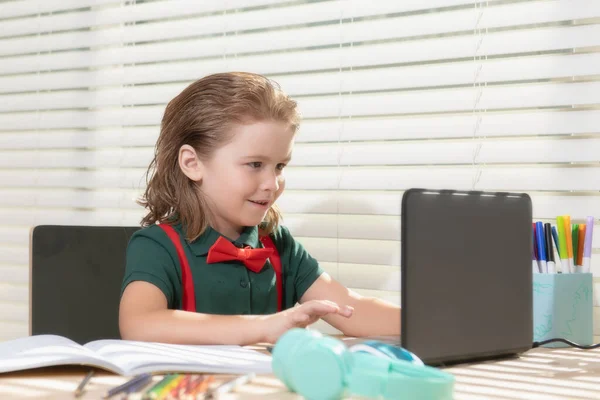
left=260, top=235, right=283, bottom=312
left=158, top=224, right=196, bottom=312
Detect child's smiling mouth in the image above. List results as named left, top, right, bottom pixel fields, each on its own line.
left=248, top=199, right=269, bottom=207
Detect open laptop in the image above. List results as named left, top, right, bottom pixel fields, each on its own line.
left=401, top=189, right=533, bottom=366
left=30, top=225, right=139, bottom=344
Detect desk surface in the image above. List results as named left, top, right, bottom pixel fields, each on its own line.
left=2, top=346, right=600, bottom=399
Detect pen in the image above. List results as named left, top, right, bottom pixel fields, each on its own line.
left=535, top=222, right=547, bottom=273
left=564, top=215, right=574, bottom=273
left=544, top=223, right=555, bottom=273
left=204, top=373, right=255, bottom=400
left=557, top=216, right=570, bottom=273
left=103, top=373, right=152, bottom=399
left=74, top=369, right=95, bottom=398
left=583, top=216, right=594, bottom=273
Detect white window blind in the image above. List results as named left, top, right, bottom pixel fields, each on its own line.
left=0, top=0, right=599, bottom=340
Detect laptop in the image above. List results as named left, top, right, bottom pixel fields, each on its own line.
left=401, top=189, right=533, bottom=366
left=30, top=225, right=140, bottom=344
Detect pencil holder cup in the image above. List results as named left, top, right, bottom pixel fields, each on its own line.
left=533, top=273, right=593, bottom=348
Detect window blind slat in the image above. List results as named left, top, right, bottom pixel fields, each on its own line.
left=0, top=0, right=291, bottom=38
left=297, top=110, right=600, bottom=142
left=0, top=206, right=598, bottom=251
left=284, top=215, right=399, bottom=241
left=1, top=166, right=598, bottom=192
left=299, top=237, right=399, bottom=266
left=285, top=167, right=600, bottom=192
left=0, top=246, right=27, bottom=265
left=3, top=51, right=600, bottom=95
left=0, top=227, right=29, bottom=245
left=320, top=262, right=400, bottom=292
left=0, top=188, right=140, bottom=209
left=2, top=22, right=599, bottom=75
left=279, top=192, right=600, bottom=221
left=0, top=208, right=143, bottom=227
left=0, top=322, right=28, bottom=342
left=1, top=80, right=598, bottom=119
left=0, top=128, right=157, bottom=148
left=276, top=53, right=600, bottom=97
left=0, top=137, right=596, bottom=169
left=0, top=0, right=122, bottom=19
left=3, top=0, right=597, bottom=57
left=1, top=110, right=598, bottom=146
left=0, top=107, right=163, bottom=131
left=0, top=169, right=146, bottom=189
left=0, top=266, right=28, bottom=285
left=298, top=82, right=600, bottom=119
left=293, top=138, right=599, bottom=166
left=1, top=189, right=598, bottom=224
left=0, top=0, right=464, bottom=56
left=7, top=51, right=600, bottom=106
left=0, top=303, right=27, bottom=324
left=0, top=283, right=27, bottom=303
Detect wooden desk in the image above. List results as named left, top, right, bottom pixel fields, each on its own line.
left=2, top=347, right=600, bottom=399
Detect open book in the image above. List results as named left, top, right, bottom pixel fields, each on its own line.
left=0, top=335, right=272, bottom=376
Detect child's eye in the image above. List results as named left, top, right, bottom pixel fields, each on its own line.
left=276, top=163, right=287, bottom=171
left=248, top=162, right=262, bottom=169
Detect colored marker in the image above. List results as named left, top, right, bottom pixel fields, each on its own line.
left=551, top=225, right=563, bottom=271
left=557, top=216, right=570, bottom=273
left=145, top=374, right=178, bottom=400
left=572, top=224, right=579, bottom=271
left=564, top=215, right=574, bottom=273
left=577, top=225, right=586, bottom=268
left=544, top=223, right=555, bottom=273
left=186, top=375, right=214, bottom=399
left=533, top=223, right=541, bottom=273
left=551, top=226, right=561, bottom=259
left=535, top=222, right=547, bottom=273
left=583, top=216, right=594, bottom=273
left=156, top=374, right=184, bottom=400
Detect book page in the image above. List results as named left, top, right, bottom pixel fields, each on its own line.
left=84, top=340, right=272, bottom=376
left=0, top=335, right=122, bottom=375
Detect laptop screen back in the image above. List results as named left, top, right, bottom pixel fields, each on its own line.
left=401, top=189, right=532, bottom=365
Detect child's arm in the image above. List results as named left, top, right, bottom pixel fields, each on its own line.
left=119, top=281, right=352, bottom=345
left=299, top=272, right=400, bottom=338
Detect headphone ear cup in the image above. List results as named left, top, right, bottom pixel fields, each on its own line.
left=286, top=335, right=352, bottom=400
left=272, top=328, right=323, bottom=390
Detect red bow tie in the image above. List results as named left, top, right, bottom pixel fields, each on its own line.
left=206, top=236, right=273, bottom=273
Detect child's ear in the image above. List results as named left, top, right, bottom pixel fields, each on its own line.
left=178, top=144, right=203, bottom=182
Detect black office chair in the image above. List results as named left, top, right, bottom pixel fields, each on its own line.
left=30, top=225, right=139, bottom=344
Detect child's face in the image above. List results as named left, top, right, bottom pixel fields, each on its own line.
left=200, top=120, right=294, bottom=239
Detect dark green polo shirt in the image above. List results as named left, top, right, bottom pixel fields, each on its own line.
left=121, top=224, right=323, bottom=315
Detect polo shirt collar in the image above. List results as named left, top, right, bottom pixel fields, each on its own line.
left=187, top=225, right=261, bottom=256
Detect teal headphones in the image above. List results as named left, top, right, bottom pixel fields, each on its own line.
left=272, top=329, right=454, bottom=400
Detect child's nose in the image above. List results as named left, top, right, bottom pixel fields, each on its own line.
left=261, top=170, right=279, bottom=191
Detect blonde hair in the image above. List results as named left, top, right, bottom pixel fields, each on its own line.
left=139, top=72, right=300, bottom=241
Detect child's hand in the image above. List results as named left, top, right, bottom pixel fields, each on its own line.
left=261, top=300, right=353, bottom=344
